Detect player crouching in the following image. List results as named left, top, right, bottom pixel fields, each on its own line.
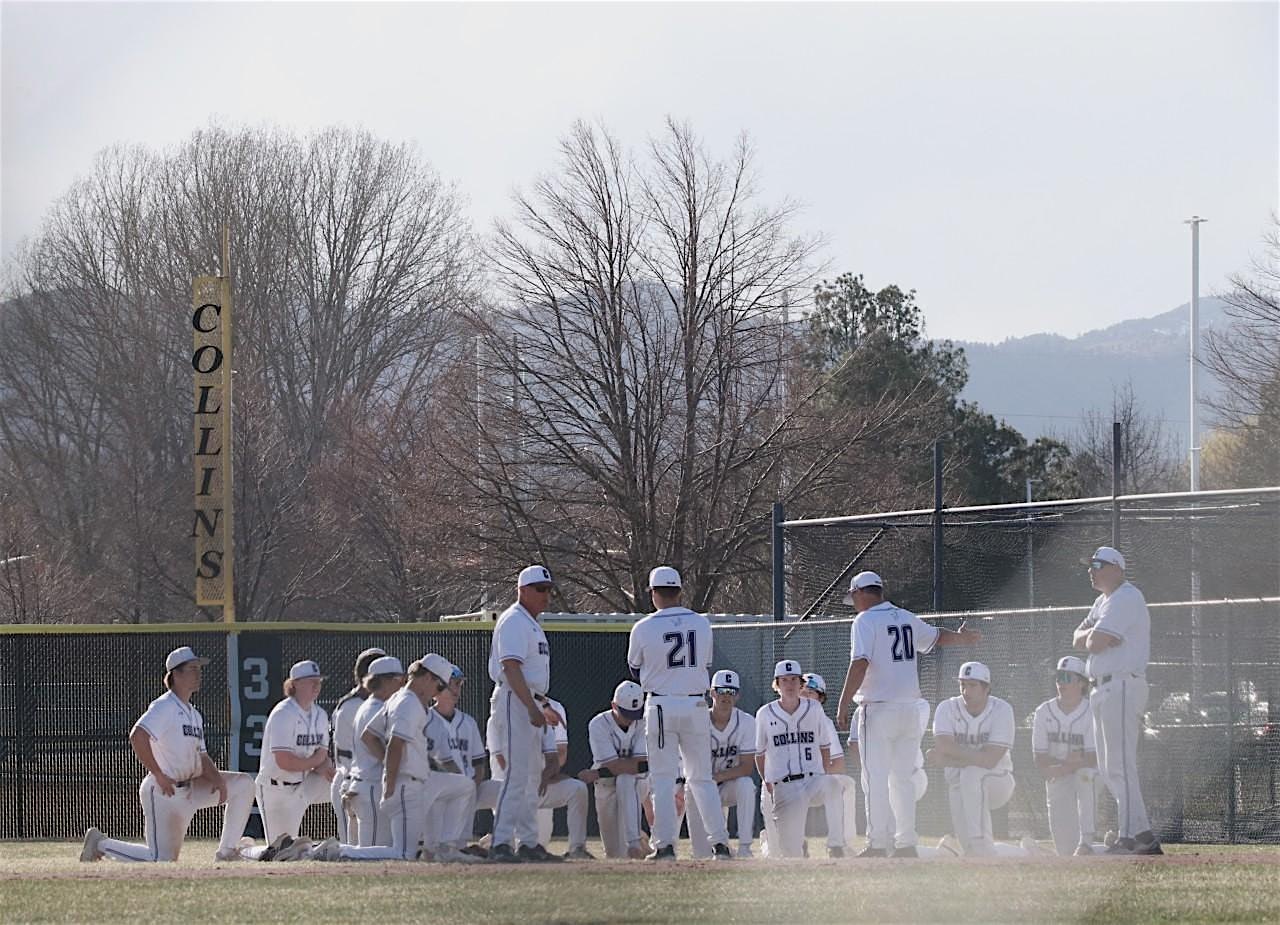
left=755, top=660, right=846, bottom=859
left=1032, top=656, right=1103, bottom=856
left=685, top=670, right=757, bottom=858
left=579, top=681, right=651, bottom=859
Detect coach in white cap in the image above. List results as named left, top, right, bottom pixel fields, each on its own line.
left=627, top=565, right=731, bottom=860
left=487, top=564, right=557, bottom=863
left=1072, top=546, right=1162, bottom=855
left=834, top=570, right=980, bottom=857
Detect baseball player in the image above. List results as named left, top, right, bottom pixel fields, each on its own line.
left=1032, top=656, right=1100, bottom=856
left=80, top=646, right=254, bottom=863
left=422, top=662, right=487, bottom=863
left=579, top=681, right=651, bottom=859
left=1072, top=546, right=1163, bottom=855
left=488, top=564, right=557, bottom=863
left=344, top=655, right=405, bottom=847
left=684, top=669, right=756, bottom=858
left=847, top=699, right=929, bottom=826
left=927, top=661, right=1018, bottom=857
left=627, top=565, right=730, bottom=860
left=799, top=673, right=857, bottom=849
left=535, top=697, right=593, bottom=859
left=329, top=647, right=386, bottom=844
left=834, top=570, right=981, bottom=858
left=755, top=659, right=846, bottom=858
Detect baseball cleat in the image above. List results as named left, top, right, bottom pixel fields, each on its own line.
left=855, top=845, right=888, bottom=858
left=435, top=845, right=483, bottom=864
left=489, top=843, right=520, bottom=863
left=1105, top=838, right=1135, bottom=855
left=310, top=837, right=340, bottom=862
left=827, top=846, right=845, bottom=859
left=517, top=844, right=563, bottom=863
left=1073, top=843, right=1095, bottom=856
left=274, top=836, right=313, bottom=862
left=1019, top=836, right=1050, bottom=856
left=563, top=846, right=596, bottom=860
left=937, top=834, right=962, bottom=858
left=627, top=845, right=648, bottom=860
left=259, top=833, right=292, bottom=862
left=1131, top=832, right=1164, bottom=856
left=80, top=827, right=104, bottom=862
left=736, top=845, right=754, bottom=859
left=891, top=846, right=918, bottom=858
left=1102, top=830, right=1118, bottom=848
left=713, top=843, right=733, bottom=860
left=645, top=845, right=676, bottom=861
left=214, top=846, right=242, bottom=862
left=460, top=844, right=489, bottom=859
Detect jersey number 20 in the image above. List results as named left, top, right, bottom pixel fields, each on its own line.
left=664, top=631, right=697, bottom=669
left=887, top=624, right=915, bottom=661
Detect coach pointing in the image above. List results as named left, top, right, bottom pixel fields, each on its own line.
left=488, top=565, right=556, bottom=863
left=1072, top=546, right=1162, bottom=855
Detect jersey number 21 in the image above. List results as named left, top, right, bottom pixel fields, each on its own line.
left=887, top=624, right=915, bottom=662
left=664, top=631, right=697, bottom=668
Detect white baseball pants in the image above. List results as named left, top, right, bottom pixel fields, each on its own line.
left=536, top=778, right=589, bottom=851
left=685, top=777, right=756, bottom=857
left=593, top=775, right=651, bottom=858
left=644, top=695, right=728, bottom=851
left=490, top=687, right=544, bottom=850
left=330, top=767, right=354, bottom=844
left=858, top=701, right=924, bottom=850
left=345, top=775, right=390, bottom=847
left=254, top=772, right=332, bottom=844
left=1091, top=676, right=1151, bottom=839
left=422, top=772, right=478, bottom=851
left=95, top=772, right=254, bottom=862
left=1045, top=769, right=1099, bottom=856
left=762, top=775, right=845, bottom=858
left=333, top=776, right=433, bottom=860
left=946, top=767, right=1015, bottom=853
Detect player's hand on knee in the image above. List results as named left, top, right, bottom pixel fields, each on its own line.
left=213, top=773, right=228, bottom=804
left=578, top=769, right=599, bottom=784
left=155, top=772, right=177, bottom=797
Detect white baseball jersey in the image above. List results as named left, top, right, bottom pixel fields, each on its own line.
left=426, top=706, right=486, bottom=779
left=545, top=697, right=570, bottom=750
left=587, top=709, right=648, bottom=769
left=850, top=601, right=940, bottom=702
left=1031, top=697, right=1096, bottom=762
left=754, top=699, right=828, bottom=784
left=349, top=694, right=391, bottom=779
left=489, top=602, right=551, bottom=694
left=627, top=607, right=713, bottom=695
left=385, top=687, right=432, bottom=780
left=708, top=708, right=755, bottom=774
left=933, top=695, right=1016, bottom=780
left=819, top=712, right=843, bottom=755
left=330, top=692, right=365, bottom=770
left=1076, top=582, right=1151, bottom=678
left=256, top=697, right=330, bottom=785
left=132, top=691, right=207, bottom=782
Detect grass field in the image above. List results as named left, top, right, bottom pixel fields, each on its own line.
left=2, top=839, right=1279, bottom=924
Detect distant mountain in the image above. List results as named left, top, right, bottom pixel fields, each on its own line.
left=953, top=298, right=1230, bottom=440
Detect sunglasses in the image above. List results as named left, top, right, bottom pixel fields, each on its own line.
left=1056, top=671, right=1084, bottom=684
left=713, top=687, right=738, bottom=695
left=1088, top=560, right=1110, bottom=571
left=530, top=583, right=554, bottom=593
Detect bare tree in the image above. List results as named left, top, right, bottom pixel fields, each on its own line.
left=1069, top=381, right=1185, bottom=495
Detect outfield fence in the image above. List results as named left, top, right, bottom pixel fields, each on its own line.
left=2, top=600, right=1278, bottom=844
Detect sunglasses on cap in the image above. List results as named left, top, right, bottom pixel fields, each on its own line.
left=450, top=666, right=465, bottom=681
left=1056, top=671, right=1085, bottom=684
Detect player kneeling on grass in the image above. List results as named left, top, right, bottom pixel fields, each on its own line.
left=329, top=647, right=386, bottom=845
left=81, top=646, right=254, bottom=863
left=685, top=670, right=757, bottom=859
left=1032, top=656, right=1103, bottom=856
left=342, top=656, right=405, bottom=848
left=755, top=660, right=846, bottom=859
left=927, top=662, right=1026, bottom=858
left=579, top=681, right=651, bottom=859
left=421, top=662, right=488, bottom=863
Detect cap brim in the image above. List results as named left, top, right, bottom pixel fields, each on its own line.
left=842, top=592, right=855, bottom=605
left=617, top=706, right=644, bottom=719
left=170, top=656, right=210, bottom=670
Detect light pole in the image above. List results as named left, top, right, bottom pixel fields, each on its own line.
left=1185, top=215, right=1207, bottom=491
left=1025, top=478, right=1039, bottom=607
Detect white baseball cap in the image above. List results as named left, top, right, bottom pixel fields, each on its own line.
left=165, top=646, right=209, bottom=671
left=711, top=669, right=740, bottom=691
left=1056, top=656, right=1088, bottom=678
left=773, top=658, right=802, bottom=679
left=289, top=660, right=324, bottom=681
left=420, top=653, right=455, bottom=684
left=613, top=680, right=645, bottom=718
left=803, top=672, right=827, bottom=695
left=1087, top=546, right=1126, bottom=570
left=958, top=661, right=991, bottom=685
left=364, top=655, right=404, bottom=678
left=648, top=565, right=682, bottom=589
left=842, top=570, right=884, bottom=604
left=518, top=564, right=555, bottom=587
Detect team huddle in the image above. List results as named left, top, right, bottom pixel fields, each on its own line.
left=80, top=548, right=1164, bottom=864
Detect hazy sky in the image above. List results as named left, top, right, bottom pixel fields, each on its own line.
left=2, top=1, right=1276, bottom=342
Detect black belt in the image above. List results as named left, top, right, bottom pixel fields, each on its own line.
left=780, top=773, right=814, bottom=783
left=1093, top=674, right=1142, bottom=686
left=269, top=779, right=302, bottom=787
left=174, top=780, right=191, bottom=789
left=337, top=749, right=353, bottom=760
left=646, top=692, right=705, bottom=698
left=676, top=777, right=686, bottom=785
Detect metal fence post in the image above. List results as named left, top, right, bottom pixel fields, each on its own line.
left=1111, top=422, right=1122, bottom=547
left=772, top=501, right=785, bottom=622
left=932, top=441, right=944, bottom=612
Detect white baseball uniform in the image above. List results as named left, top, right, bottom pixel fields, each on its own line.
left=420, top=705, right=485, bottom=852
left=488, top=601, right=552, bottom=851
left=1077, top=581, right=1152, bottom=839
left=1032, top=696, right=1099, bottom=855
left=585, top=709, right=650, bottom=858
left=253, top=696, right=333, bottom=844
left=849, top=700, right=928, bottom=804
left=755, top=699, right=845, bottom=858
left=627, top=606, right=727, bottom=852
left=92, top=690, right=254, bottom=862
left=685, top=707, right=756, bottom=857
left=933, top=695, right=1016, bottom=853
left=329, top=690, right=366, bottom=844
left=851, top=600, right=940, bottom=851
left=344, top=693, right=394, bottom=847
